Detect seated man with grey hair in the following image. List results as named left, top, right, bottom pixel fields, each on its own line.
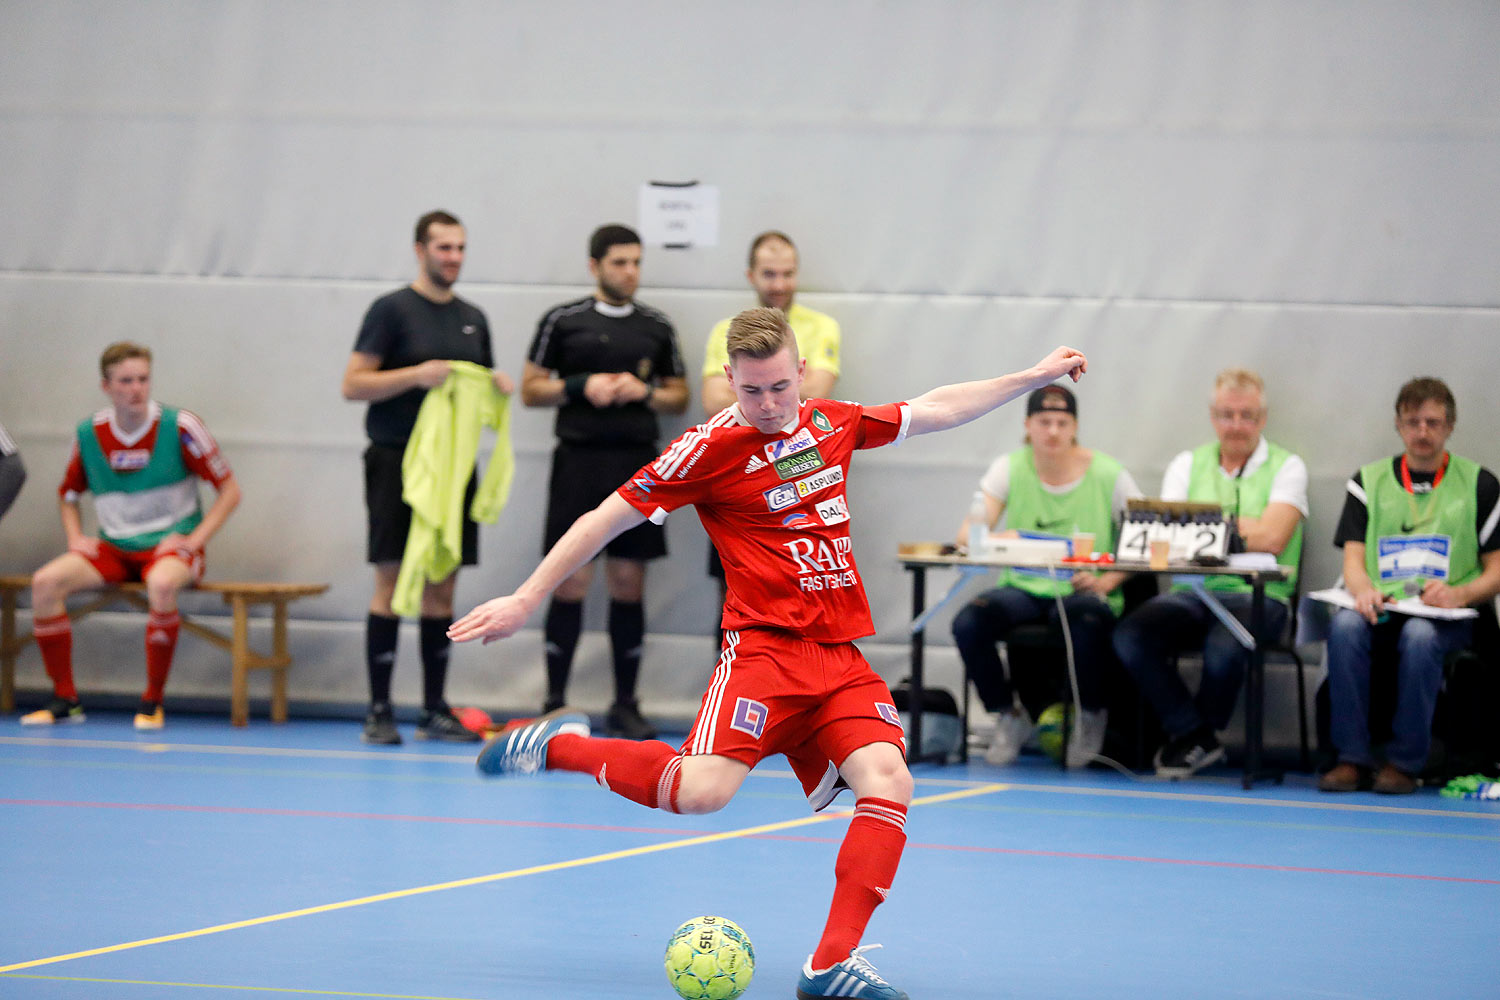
left=1113, top=368, right=1308, bottom=778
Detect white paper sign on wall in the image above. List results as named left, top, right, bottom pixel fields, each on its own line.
left=637, top=180, right=719, bottom=249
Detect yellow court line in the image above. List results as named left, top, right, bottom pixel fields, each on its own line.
left=0, top=783, right=1007, bottom=975
left=0, top=973, right=482, bottom=1000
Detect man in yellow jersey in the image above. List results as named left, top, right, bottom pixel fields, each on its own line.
left=1113, top=368, right=1308, bottom=778
left=701, top=232, right=841, bottom=635
left=1319, top=378, right=1500, bottom=794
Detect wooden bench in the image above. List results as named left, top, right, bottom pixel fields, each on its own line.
left=0, top=575, right=328, bottom=726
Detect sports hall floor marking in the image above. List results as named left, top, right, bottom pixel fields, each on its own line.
left=0, top=974, right=481, bottom=999
left=0, top=782, right=1006, bottom=974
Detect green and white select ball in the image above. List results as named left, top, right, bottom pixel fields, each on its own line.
left=664, top=915, right=755, bottom=1000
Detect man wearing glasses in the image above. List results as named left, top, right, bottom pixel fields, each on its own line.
left=1318, top=378, right=1500, bottom=794
left=1113, top=368, right=1308, bottom=777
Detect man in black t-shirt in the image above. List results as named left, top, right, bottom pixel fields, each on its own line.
left=522, top=224, right=688, bottom=739
left=341, top=209, right=515, bottom=746
left=1319, top=378, right=1500, bottom=794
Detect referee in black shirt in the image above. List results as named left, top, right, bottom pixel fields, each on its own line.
left=522, top=224, right=688, bottom=739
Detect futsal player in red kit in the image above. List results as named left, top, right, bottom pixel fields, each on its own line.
left=450, top=307, right=1086, bottom=999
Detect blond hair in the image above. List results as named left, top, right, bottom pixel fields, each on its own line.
left=100, top=341, right=152, bottom=379
left=1213, top=367, right=1266, bottom=404
left=725, top=307, right=797, bottom=363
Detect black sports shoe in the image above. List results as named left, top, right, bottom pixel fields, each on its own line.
left=1153, top=727, right=1225, bottom=778
left=605, top=699, right=657, bottom=740
left=361, top=703, right=402, bottom=745
left=416, top=706, right=482, bottom=743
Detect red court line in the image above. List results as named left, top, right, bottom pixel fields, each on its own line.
left=901, top=840, right=1500, bottom=885
left=0, top=798, right=706, bottom=837
left=6, top=797, right=1494, bottom=885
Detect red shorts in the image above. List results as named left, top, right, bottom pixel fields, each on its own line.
left=681, top=627, right=907, bottom=811
left=82, top=539, right=205, bottom=585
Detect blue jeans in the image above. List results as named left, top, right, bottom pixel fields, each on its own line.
left=1325, top=608, right=1472, bottom=774
left=1112, top=589, right=1288, bottom=739
left=951, top=586, right=1116, bottom=713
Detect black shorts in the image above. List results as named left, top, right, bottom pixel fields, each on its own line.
left=544, top=441, right=666, bottom=561
left=364, top=443, right=479, bottom=566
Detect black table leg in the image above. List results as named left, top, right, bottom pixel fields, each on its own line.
left=908, top=565, right=927, bottom=764
left=1242, top=576, right=1283, bottom=788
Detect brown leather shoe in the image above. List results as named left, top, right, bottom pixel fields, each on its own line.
left=1373, top=763, right=1417, bottom=795
left=1317, top=762, right=1367, bottom=792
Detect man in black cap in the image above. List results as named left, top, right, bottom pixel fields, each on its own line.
left=951, top=384, right=1141, bottom=768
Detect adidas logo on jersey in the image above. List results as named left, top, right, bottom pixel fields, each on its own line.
left=743, top=455, right=768, bottom=474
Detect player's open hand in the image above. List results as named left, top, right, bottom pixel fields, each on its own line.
left=448, top=595, right=532, bottom=644
left=1035, top=347, right=1088, bottom=384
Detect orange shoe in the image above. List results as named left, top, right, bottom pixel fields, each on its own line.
left=21, top=697, right=86, bottom=725
left=133, top=700, right=165, bottom=731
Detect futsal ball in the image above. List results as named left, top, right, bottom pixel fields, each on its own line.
left=663, top=915, right=755, bottom=1000
left=1035, top=703, right=1069, bottom=761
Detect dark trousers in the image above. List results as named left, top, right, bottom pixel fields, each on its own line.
left=1112, top=589, right=1288, bottom=739
left=951, top=586, right=1116, bottom=713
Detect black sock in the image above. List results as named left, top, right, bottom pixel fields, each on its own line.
left=544, top=600, right=583, bottom=705
left=366, top=613, right=399, bottom=706
left=419, top=616, right=452, bottom=712
left=608, top=600, right=644, bottom=705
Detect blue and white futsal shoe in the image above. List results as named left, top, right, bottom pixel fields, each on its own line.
left=797, top=944, right=909, bottom=999
left=475, top=708, right=589, bottom=777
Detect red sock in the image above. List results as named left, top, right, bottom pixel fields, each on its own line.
left=143, top=610, right=180, bottom=703
left=34, top=613, right=77, bottom=701
left=546, top=735, right=684, bottom=812
left=811, top=797, right=908, bottom=970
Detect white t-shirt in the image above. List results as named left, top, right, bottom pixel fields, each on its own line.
left=1159, top=437, right=1309, bottom=516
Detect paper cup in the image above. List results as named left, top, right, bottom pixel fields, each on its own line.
left=1071, top=532, right=1095, bottom=560
left=1148, top=538, right=1170, bottom=570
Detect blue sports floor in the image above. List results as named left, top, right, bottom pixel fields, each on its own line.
left=2, top=714, right=1496, bottom=1000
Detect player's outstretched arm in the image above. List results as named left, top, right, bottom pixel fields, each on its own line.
left=448, top=493, right=647, bottom=644
left=904, top=346, right=1087, bottom=438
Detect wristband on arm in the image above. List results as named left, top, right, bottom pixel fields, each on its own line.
left=563, top=373, right=589, bottom=403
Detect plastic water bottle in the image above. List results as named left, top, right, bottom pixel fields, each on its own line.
left=967, top=490, right=988, bottom=556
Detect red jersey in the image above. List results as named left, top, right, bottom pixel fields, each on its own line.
left=619, top=398, right=910, bottom=643
left=59, top=403, right=232, bottom=502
